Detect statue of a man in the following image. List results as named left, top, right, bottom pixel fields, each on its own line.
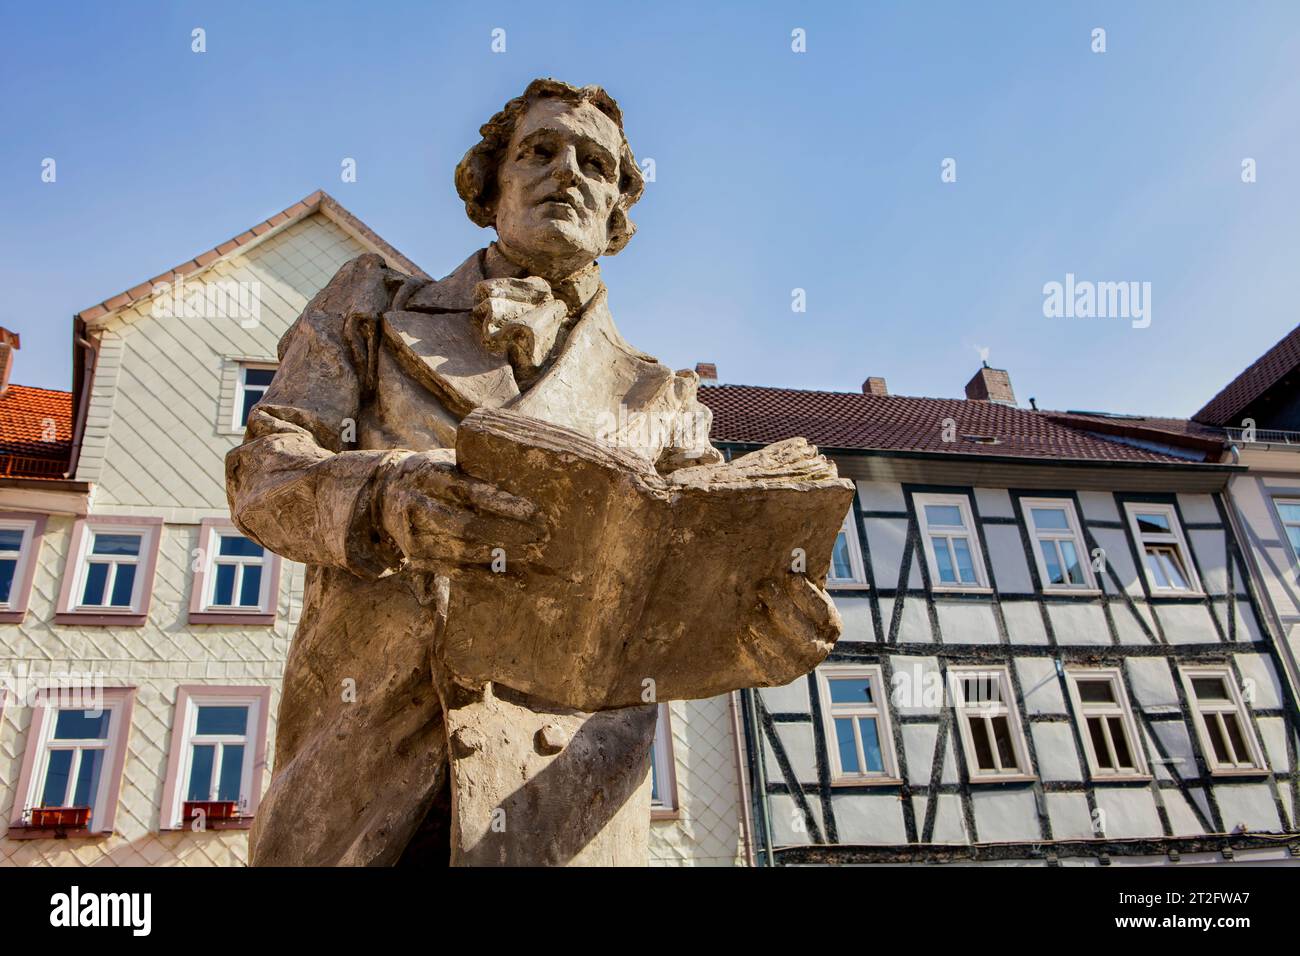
left=227, top=78, right=849, bottom=866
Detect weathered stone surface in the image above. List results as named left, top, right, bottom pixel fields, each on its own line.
left=424, top=408, right=852, bottom=711
left=227, top=78, right=851, bottom=867
left=441, top=682, right=656, bottom=866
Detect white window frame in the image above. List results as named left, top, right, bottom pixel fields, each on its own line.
left=1124, top=502, right=1202, bottom=594
left=949, top=666, right=1034, bottom=782
left=200, top=528, right=271, bottom=612
left=1023, top=497, right=1097, bottom=592
left=816, top=664, right=900, bottom=785
left=1178, top=665, right=1267, bottom=775
left=649, top=702, right=678, bottom=816
left=915, top=493, right=989, bottom=591
left=69, top=523, right=157, bottom=614
left=16, top=689, right=134, bottom=834
left=1272, top=497, right=1300, bottom=567
left=1064, top=667, right=1149, bottom=780
left=0, top=515, right=41, bottom=617
left=233, top=363, right=276, bottom=430
left=168, top=695, right=260, bottom=826
left=827, top=507, right=867, bottom=587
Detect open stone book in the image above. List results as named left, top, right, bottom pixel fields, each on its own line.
left=428, top=407, right=856, bottom=711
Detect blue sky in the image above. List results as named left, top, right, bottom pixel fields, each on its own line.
left=1, top=0, right=1298, bottom=417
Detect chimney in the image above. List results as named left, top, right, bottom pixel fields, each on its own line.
left=965, top=363, right=1016, bottom=405
left=0, top=328, right=19, bottom=395
left=862, top=376, right=888, bottom=396
left=694, top=362, right=718, bottom=382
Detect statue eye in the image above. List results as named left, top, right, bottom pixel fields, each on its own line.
left=583, top=155, right=612, bottom=178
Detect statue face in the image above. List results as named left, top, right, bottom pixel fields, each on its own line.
left=493, top=98, right=623, bottom=274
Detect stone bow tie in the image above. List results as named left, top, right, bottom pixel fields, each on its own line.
left=471, top=276, right=571, bottom=385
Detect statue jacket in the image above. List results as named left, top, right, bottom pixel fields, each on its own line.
left=225, top=247, right=722, bottom=866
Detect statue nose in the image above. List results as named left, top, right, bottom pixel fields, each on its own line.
left=552, top=146, right=581, bottom=185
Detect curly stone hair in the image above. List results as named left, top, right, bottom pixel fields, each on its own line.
left=455, top=78, right=645, bottom=256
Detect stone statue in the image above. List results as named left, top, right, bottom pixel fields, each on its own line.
left=226, top=78, right=853, bottom=866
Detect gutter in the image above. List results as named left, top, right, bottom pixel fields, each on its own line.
left=0, top=477, right=91, bottom=493
left=727, top=690, right=757, bottom=868
left=714, top=440, right=1245, bottom=474
left=66, top=323, right=98, bottom=481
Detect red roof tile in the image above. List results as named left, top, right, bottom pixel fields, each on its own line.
left=699, top=384, right=1220, bottom=465
left=1194, top=323, right=1300, bottom=426
left=0, top=384, right=73, bottom=479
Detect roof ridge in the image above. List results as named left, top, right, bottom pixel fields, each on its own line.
left=3, top=383, right=73, bottom=397
left=1193, top=321, right=1300, bottom=424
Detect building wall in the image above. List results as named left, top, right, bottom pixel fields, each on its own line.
left=650, top=696, right=746, bottom=866
left=2, top=211, right=738, bottom=865
left=744, top=477, right=1300, bottom=864
left=0, top=513, right=287, bottom=865
left=1227, top=468, right=1300, bottom=700
left=74, top=215, right=365, bottom=508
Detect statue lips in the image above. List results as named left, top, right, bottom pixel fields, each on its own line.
left=537, top=190, right=583, bottom=220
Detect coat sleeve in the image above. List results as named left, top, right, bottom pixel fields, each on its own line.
left=224, top=253, right=415, bottom=578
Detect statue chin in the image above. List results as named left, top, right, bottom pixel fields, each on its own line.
left=498, top=220, right=604, bottom=276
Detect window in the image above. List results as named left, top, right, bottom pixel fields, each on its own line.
left=915, top=493, right=987, bottom=589
left=56, top=517, right=163, bottom=625
left=1023, top=498, right=1095, bottom=590
left=949, top=667, right=1033, bottom=780
left=9, top=687, right=135, bottom=836
left=649, top=703, right=678, bottom=817
left=234, top=365, right=276, bottom=429
left=1274, top=499, right=1300, bottom=563
left=0, top=513, right=45, bottom=623
left=80, top=532, right=143, bottom=608
left=160, top=686, right=272, bottom=829
left=1125, top=503, right=1201, bottom=593
left=1179, top=666, right=1266, bottom=774
left=817, top=665, right=899, bottom=783
left=189, top=518, right=281, bottom=624
left=827, top=508, right=866, bottom=586
left=1064, top=668, right=1148, bottom=778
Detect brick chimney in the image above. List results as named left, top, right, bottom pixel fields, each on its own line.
left=965, top=363, right=1016, bottom=405
left=694, top=362, right=718, bottom=382
left=862, top=376, right=888, bottom=396
left=0, top=328, right=19, bottom=395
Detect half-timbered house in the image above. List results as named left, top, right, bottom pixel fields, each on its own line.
left=701, top=367, right=1300, bottom=866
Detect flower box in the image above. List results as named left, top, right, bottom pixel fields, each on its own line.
left=183, top=800, right=240, bottom=822
left=29, top=806, right=91, bottom=828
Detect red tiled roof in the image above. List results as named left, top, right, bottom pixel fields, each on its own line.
left=75, top=190, right=428, bottom=324
left=0, top=384, right=73, bottom=479
left=1041, top=411, right=1225, bottom=455
left=699, top=384, right=1220, bottom=464
left=1194, top=323, right=1300, bottom=426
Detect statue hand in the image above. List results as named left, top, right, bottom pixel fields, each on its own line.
left=377, top=450, right=549, bottom=570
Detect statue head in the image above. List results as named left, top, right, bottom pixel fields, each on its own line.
left=455, top=78, right=645, bottom=280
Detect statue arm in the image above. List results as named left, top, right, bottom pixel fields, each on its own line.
left=224, top=254, right=411, bottom=577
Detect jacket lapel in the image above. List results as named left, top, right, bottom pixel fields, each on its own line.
left=383, top=249, right=520, bottom=418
